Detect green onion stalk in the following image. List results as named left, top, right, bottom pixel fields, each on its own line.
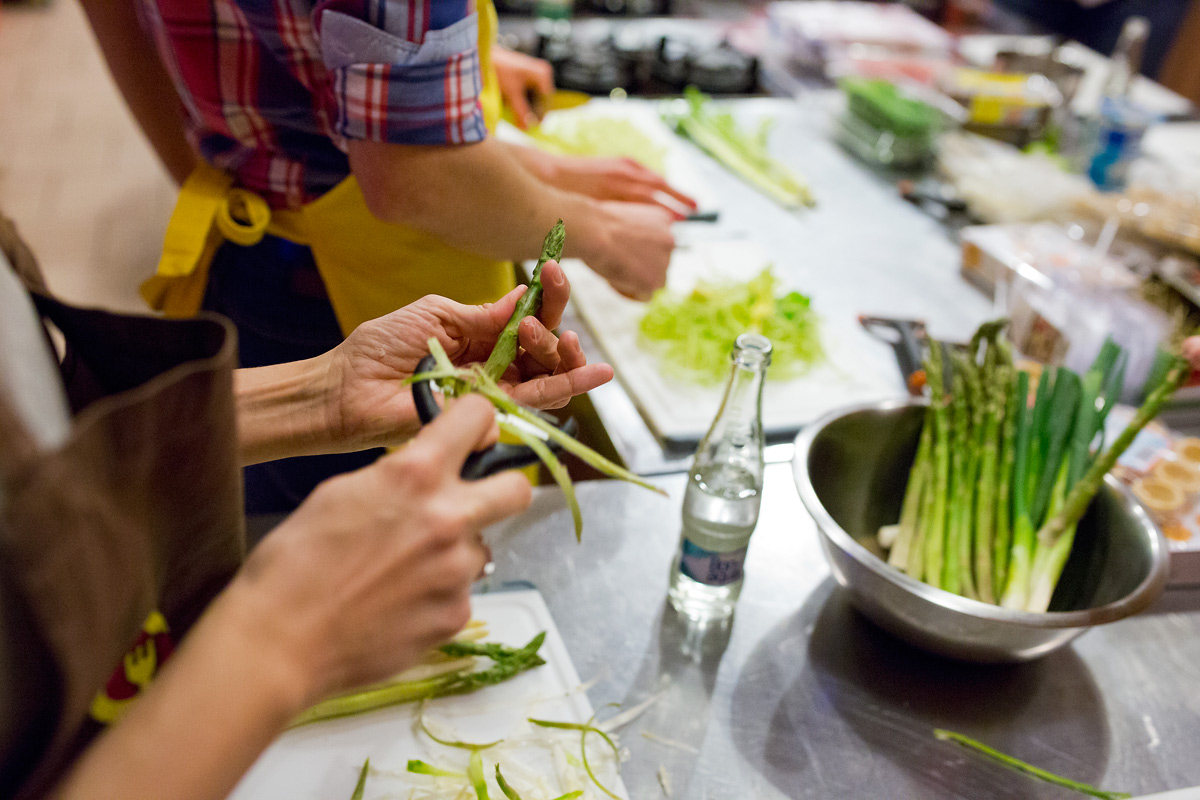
left=1001, top=366, right=1040, bottom=611
left=888, top=418, right=932, bottom=573
left=1025, top=356, right=1188, bottom=611
left=1026, top=341, right=1122, bottom=612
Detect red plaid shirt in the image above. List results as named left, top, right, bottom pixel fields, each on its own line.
left=140, top=0, right=486, bottom=208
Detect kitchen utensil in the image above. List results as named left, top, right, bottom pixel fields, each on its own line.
left=792, top=399, right=1170, bottom=663
left=411, top=355, right=577, bottom=480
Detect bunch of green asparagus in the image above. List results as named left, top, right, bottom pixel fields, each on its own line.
left=880, top=321, right=1187, bottom=612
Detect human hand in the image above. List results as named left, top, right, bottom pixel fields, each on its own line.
left=574, top=201, right=677, bottom=301
left=1184, top=337, right=1200, bottom=372
left=493, top=47, right=555, bottom=130
left=323, top=260, right=613, bottom=451
left=541, top=154, right=697, bottom=216
left=234, top=396, right=531, bottom=701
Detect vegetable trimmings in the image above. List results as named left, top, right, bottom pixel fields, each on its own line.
left=638, top=268, right=823, bottom=384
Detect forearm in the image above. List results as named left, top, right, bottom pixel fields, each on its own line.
left=349, top=137, right=606, bottom=263
left=53, top=582, right=311, bottom=800
left=234, top=357, right=340, bottom=465
left=79, top=0, right=198, bottom=184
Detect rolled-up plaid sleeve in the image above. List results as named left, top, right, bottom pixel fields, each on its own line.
left=314, top=0, right=486, bottom=145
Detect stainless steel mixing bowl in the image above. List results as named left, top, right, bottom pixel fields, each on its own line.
left=792, top=399, right=1170, bottom=663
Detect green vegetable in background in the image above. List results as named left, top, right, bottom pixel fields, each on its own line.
left=881, top=319, right=1183, bottom=612
left=639, top=268, right=822, bottom=384
left=666, top=86, right=815, bottom=208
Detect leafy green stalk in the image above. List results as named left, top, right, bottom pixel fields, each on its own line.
left=483, top=220, right=565, bottom=381
left=670, top=87, right=816, bottom=208
left=993, top=367, right=1026, bottom=598
left=934, top=729, right=1131, bottom=799
left=350, top=759, right=370, bottom=800
left=923, top=343, right=951, bottom=590
left=407, top=760, right=467, bottom=779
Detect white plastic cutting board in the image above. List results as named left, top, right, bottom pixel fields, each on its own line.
left=562, top=242, right=896, bottom=445
left=226, top=590, right=623, bottom=800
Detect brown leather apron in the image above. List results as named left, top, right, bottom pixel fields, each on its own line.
left=0, top=215, right=246, bottom=797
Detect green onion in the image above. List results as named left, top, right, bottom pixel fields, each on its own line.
left=667, top=87, right=815, bottom=208
left=934, top=729, right=1131, bottom=799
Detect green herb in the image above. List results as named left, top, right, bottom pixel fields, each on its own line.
left=418, top=701, right=503, bottom=750
left=350, top=758, right=369, bottom=800
left=934, top=729, right=1131, bottom=799
left=407, top=760, right=467, bottom=779
left=667, top=86, right=815, bottom=208
left=638, top=268, right=822, bottom=384
left=483, top=220, right=566, bottom=382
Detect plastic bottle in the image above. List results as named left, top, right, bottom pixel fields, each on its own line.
left=667, top=333, right=771, bottom=621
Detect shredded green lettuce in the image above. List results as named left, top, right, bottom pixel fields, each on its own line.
left=638, top=268, right=823, bottom=384
left=529, top=116, right=668, bottom=174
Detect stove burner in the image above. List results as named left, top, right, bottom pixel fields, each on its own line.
left=536, top=30, right=758, bottom=96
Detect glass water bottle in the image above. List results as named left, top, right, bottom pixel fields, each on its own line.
left=667, top=333, right=771, bottom=621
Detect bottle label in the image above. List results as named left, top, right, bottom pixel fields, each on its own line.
left=679, top=538, right=748, bottom=586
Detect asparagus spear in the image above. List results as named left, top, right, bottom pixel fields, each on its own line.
left=942, top=366, right=970, bottom=596
left=924, top=342, right=952, bottom=589
left=974, top=345, right=1005, bottom=604
left=483, top=220, right=566, bottom=381
left=949, top=353, right=980, bottom=599
left=993, top=365, right=1026, bottom=599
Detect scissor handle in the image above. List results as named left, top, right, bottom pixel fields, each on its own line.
left=410, top=355, right=577, bottom=480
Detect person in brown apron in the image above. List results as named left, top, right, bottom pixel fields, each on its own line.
left=0, top=212, right=609, bottom=798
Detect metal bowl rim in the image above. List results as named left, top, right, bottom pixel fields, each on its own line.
left=792, top=397, right=1171, bottom=630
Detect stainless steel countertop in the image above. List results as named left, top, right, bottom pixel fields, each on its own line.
left=556, top=94, right=995, bottom=474
left=485, top=463, right=1200, bottom=799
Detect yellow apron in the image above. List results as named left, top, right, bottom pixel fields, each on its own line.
left=142, top=0, right=513, bottom=336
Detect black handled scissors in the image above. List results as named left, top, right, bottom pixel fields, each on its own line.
left=410, top=355, right=578, bottom=481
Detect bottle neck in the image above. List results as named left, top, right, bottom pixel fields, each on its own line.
left=694, top=356, right=767, bottom=474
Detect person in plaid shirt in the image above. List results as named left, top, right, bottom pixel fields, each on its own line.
left=77, top=0, right=693, bottom=514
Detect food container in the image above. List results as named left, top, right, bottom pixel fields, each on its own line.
left=940, top=68, right=1061, bottom=147
left=1133, top=476, right=1187, bottom=523
left=1151, top=459, right=1200, bottom=501
left=835, top=78, right=941, bottom=168
left=792, top=400, right=1170, bottom=663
